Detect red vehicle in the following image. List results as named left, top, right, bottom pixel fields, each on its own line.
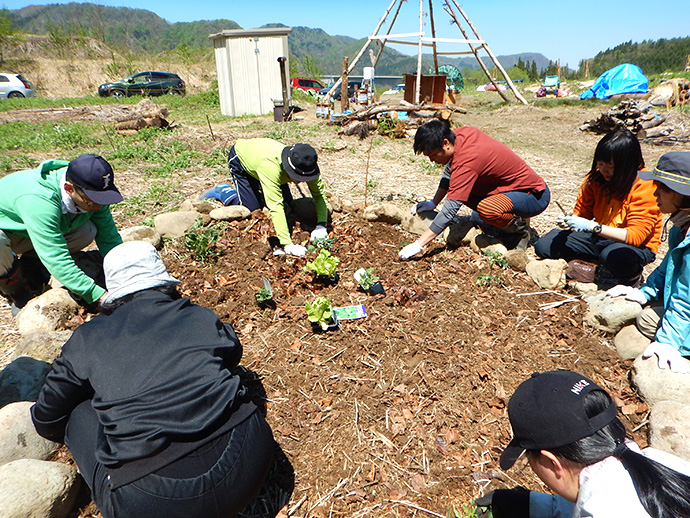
left=290, top=78, right=325, bottom=93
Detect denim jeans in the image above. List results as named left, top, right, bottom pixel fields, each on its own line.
left=66, top=400, right=274, bottom=518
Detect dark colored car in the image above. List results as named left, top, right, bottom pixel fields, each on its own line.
left=98, top=71, right=185, bottom=98
left=318, top=80, right=362, bottom=101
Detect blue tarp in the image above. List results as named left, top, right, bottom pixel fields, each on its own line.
left=580, top=63, right=648, bottom=100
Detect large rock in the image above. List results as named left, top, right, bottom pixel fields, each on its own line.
left=362, top=203, right=405, bottom=224
left=0, top=357, right=52, bottom=409
left=209, top=205, right=252, bottom=222
left=10, top=331, right=72, bottom=364
left=120, top=225, right=163, bottom=249
left=614, top=324, right=651, bottom=360
left=649, top=400, right=690, bottom=463
left=154, top=211, right=200, bottom=238
left=567, top=281, right=599, bottom=299
left=179, top=198, right=215, bottom=214
left=0, top=459, right=80, bottom=518
left=583, top=292, right=641, bottom=333
left=0, top=402, right=60, bottom=467
left=631, top=354, right=690, bottom=406
left=15, top=289, right=79, bottom=337
left=401, top=211, right=436, bottom=236
left=504, top=250, right=529, bottom=272
left=525, top=259, right=567, bottom=290
left=470, top=234, right=508, bottom=255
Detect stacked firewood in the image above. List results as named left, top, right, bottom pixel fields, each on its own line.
left=331, top=101, right=466, bottom=139
left=578, top=100, right=674, bottom=138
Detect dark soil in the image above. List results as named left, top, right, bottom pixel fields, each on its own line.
left=133, top=208, right=648, bottom=518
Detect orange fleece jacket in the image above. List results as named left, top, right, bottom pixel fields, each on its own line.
left=573, top=176, right=662, bottom=253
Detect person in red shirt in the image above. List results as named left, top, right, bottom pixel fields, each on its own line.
left=399, top=121, right=550, bottom=259
left=534, top=128, right=662, bottom=286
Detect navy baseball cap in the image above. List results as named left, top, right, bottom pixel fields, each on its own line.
left=499, top=370, right=618, bottom=470
left=66, top=154, right=123, bottom=205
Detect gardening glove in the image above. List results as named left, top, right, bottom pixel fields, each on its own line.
left=310, top=225, right=329, bottom=241
left=606, top=284, right=648, bottom=305
left=642, top=341, right=690, bottom=373
left=283, top=243, right=308, bottom=257
left=563, top=214, right=594, bottom=232
left=411, top=200, right=436, bottom=214
left=555, top=211, right=573, bottom=228
left=398, top=242, right=423, bottom=260
left=474, top=488, right=531, bottom=518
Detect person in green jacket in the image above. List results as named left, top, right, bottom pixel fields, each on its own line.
left=225, top=138, right=330, bottom=257
left=0, top=154, right=123, bottom=312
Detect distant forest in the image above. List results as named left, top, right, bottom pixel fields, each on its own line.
left=2, top=3, right=689, bottom=80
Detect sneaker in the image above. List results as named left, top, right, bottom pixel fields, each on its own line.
left=566, top=260, right=597, bottom=283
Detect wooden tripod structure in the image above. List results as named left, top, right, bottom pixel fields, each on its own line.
left=325, top=0, right=527, bottom=105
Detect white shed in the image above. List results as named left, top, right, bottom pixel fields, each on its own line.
left=209, top=27, right=292, bottom=117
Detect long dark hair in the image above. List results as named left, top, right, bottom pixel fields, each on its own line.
left=586, top=128, right=645, bottom=200
left=547, top=391, right=690, bottom=518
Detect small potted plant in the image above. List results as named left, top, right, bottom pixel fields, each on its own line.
left=304, top=249, right=340, bottom=284
left=305, top=295, right=338, bottom=331
left=354, top=267, right=385, bottom=295
left=254, top=278, right=275, bottom=308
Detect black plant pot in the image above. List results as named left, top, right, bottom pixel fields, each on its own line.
left=310, top=312, right=339, bottom=332
left=368, top=281, right=385, bottom=296
left=315, top=272, right=339, bottom=286
left=256, top=298, right=276, bottom=310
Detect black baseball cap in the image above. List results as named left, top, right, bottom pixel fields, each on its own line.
left=638, top=152, right=690, bottom=197
left=499, top=370, right=618, bottom=470
left=66, top=154, right=123, bottom=205
left=281, top=144, right=320, bottom=182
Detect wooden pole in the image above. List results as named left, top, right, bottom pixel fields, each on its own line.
left=371, top=0, right=405, bottom=68
left=447, top=0, right=527, bottom=104
left=428, top=0, right=439, bottom=74
left=415, top=0, right=423, bottom=104
left=341, top=57, right=349, bottom=112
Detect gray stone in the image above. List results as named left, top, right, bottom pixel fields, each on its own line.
left=0, top=402, right=59, bottom=467
left=0, top=459, right=80, bottom=518
left=631, top=354, right=690, bottom=406
left=120, top=226, right=163, bottom=249
left=154, top=211, right=200, bottom=238
left=567, top=281, right=599, bottom=298
left=504, top=250, right=529, bottom=272
left=583, top=292, right=641, bottom=333
left=11, top=331, right=72, bottom=364
left=649, top=400, right=690, bottom=463
left=209, top=205, right=251, bottom=221
left=525, top=259, right=567, bottom=290
left=327, top=195, right=343, bottom=213
left=179, top=198, right=215, bottom=214
left=15, top=289, right=79, bottom=337
left=614, top=324, right=651, bottom=360
left=471, top=234, right=508, bottom=255
left=401, top=211, right=436, bottom=236
left=0, top=357, right=52, bottom=409
left=362, top=203, right=405, bottom=224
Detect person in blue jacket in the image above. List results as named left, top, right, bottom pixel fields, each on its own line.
left=606, top=152, right=690, bottom=373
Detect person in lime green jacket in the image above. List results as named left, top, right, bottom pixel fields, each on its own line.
left=0, top=154, right=123, bottom=312
left=227, top=138, right=330, bottom=257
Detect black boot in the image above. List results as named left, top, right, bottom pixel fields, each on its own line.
left=501, top=216, right=531, bottom=251
left=0, top=258, right=33, bottom=314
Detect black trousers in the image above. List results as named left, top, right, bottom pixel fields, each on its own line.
left=65, top=400, right=274, bottom=518
left=227, top=145, right=293, bottom=211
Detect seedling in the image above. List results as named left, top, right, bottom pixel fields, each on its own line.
left=307, top=236, right=337, bottom=252
left=304, top=249, right=339, bottom=279
left=483, top=249, right=508, bottom=269
left=184, top=218, right=220, bottom=261
left=255, top=288, right=273, bottom=303
left=477, top=273, right=504, bottom=287
left=354, top=267, right=379, bottom=290
left=305, top=296, right=336, bottom=330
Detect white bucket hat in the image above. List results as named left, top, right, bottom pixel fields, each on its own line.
left=103, top=241, right=179, bottom=304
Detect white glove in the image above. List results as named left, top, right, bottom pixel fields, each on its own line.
left=605, top=284, right=648, bottom=305
left=284, top=243, right=308, bottom=257
left=310, top=225, right=329, bottom=241
left=555, top=211, right=573, bottom=229
left=411, top=200, right=436, bottom=214
left=398, top=242, right=423, bottom=260
left=642, top=341, right=690, bottom=373
left=564, top=215, right=594, bottom=232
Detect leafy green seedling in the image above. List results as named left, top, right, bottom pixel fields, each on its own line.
left=483, top=249, right=508, bottom=269
left=305, top=296, right=335, bottom=330
left=255, top=287, right=273, bottom=303
left=307, top=236, right=337, bottom=252
left=304, top=249, right=339, bottom=278
left=477, top=273, right=504, bottom=287
left=354, top=267, right=379, bottom=290
left=184, top=218, right=220, bottom=261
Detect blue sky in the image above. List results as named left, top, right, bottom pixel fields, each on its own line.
left=4, top=0, right=690, bottom=70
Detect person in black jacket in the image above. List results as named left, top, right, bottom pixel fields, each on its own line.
left=31, top=240, right=274, bottom=518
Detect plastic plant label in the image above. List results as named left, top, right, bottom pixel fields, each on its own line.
left=334, top=304, right=367, bottom=320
